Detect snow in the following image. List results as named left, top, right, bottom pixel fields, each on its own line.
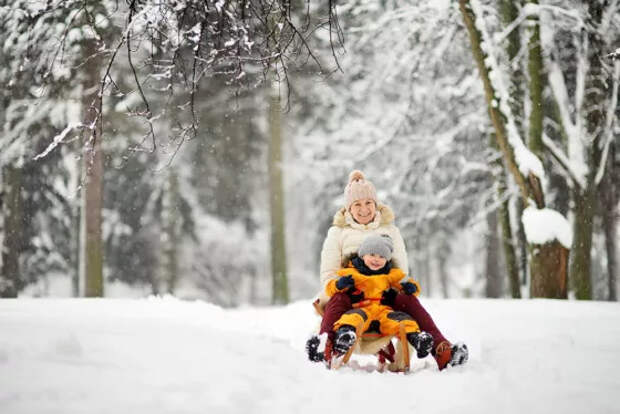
left=1, top=297, right=619, bottom=414
left=522, top=206, right=573, bottom=248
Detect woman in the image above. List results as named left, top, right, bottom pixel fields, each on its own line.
left=308, top=170, right=468, bottom=370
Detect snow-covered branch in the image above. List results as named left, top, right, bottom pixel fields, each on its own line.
left=469, top=0, right=545, bottom=183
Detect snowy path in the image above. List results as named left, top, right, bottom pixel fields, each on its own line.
left=1, top=298, right=619, bottom=414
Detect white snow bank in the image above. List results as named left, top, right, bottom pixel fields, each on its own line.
left=1, top=297, right=619, bottom=414
left=522, top=206, right=573, bottom=248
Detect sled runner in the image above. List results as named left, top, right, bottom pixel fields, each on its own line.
left=313, top=299, right=412, bottom=372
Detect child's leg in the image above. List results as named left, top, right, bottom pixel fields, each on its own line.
left=378, top=309, right=420, bottom=337
left=333, top=309, right=368, bottom=355
left=320, top=292, right=352, bottom=341
left=379, top=309, right=433, bottom=358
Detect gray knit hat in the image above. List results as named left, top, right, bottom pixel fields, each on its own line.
left=358, top=234, right=393, bottom=261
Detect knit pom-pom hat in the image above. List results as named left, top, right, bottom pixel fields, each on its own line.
left=358, top=234, right=394, bottom=261
left=344, top=170, right=378, bottom=209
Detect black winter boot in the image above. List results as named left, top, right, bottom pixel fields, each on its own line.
left=407, top=331, right=434, bottom=358
left=449, top=342, right=469, bottom=367
left=333, top=325, right=357, bottom=355
left=306, top=335, right=324, bottom=362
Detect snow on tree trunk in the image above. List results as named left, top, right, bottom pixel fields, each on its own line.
left=268, top=80, right=289, bottom=305
left=81, top=36, right=104, bottom=298
left=459, top=0, right=570, bottom=299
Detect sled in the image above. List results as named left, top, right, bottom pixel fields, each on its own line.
left=313, top=299, right=412, bottom=373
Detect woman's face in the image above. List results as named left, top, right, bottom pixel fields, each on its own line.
left=349, top=198, right=376, bottom=225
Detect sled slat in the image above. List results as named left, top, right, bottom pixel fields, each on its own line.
left=398, top=322, right=410, bottom=372
left=312, top=299, right=324, bottom=317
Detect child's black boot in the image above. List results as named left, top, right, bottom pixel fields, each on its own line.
left=333, top=325, right=357, bottom=355
left=407, top=331, right=434, bottom=358
left=305, top=335, right=324, bottom=362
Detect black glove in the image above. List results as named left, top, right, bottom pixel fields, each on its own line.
left=336, top=275, right=355, bottom=291
left=347, top=288, right=364, bottom=304
left=401, top=281, right=418, bottom=295
left=381, top=288, right=397, bottom=307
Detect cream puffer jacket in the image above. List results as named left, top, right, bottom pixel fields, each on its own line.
left=317, top=203, right=409, bottom=306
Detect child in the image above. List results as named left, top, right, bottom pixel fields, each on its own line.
left=324, top=234, right=433, bottom=359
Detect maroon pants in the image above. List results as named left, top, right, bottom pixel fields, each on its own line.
left=320, top=292, right=447, bottom=347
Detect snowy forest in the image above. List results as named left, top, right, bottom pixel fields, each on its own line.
left=1, top=0, right=619, bottom=305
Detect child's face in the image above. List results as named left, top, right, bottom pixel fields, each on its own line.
left=362, top=254, right=387, bottom=271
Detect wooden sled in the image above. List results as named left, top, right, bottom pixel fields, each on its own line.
left=313, top=299, right=412, bottom=373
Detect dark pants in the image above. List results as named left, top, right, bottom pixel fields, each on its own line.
left=320, top=292, right=447, bottom=348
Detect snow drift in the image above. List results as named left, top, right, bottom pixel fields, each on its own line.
left=0, top=297, right=619, bottom=414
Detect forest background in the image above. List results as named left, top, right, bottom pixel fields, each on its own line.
left=0, top=0, right=618, bottom=306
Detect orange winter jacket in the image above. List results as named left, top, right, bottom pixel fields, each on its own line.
left=325, top=264, right=420, bottom=303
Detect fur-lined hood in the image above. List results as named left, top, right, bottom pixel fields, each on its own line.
left=332, top=203, right=395, bottom=228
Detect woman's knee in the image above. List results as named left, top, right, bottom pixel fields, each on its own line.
left=325, top=292, right=353, bottom=313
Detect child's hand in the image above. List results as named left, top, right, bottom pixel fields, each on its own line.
left=336, top=275, right=355, bottom=290
left=401, top=281, right=418, bottom=295
left=381, top=288, right=397, bottom=307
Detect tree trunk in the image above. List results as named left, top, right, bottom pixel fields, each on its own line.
left=0, top=165, right=24, bottom=297
left=161, top=168, right=180, bottom=294
left=500, top=0, right=524, bottom=135
left=569, top=3, right=608, bottom=300
left=571, top=187, right=595, bottom=299
left=516, top=197, right=529, bottom=286
left=268, top=80, right=289, bottom=305
left=599, top=145, right=617, bottom=301
left=530, top=241, right=568, bottom=298
left=526, top=0, right=544, bottom=156
left=459, top=0, right=568, bottom=298
left=81, top=37, right=104, bottom=298
left=485, top=209, right=502, bottom=298
left=499, top=196, right=521, bottom=298
left=72, top=144, right=82, bottom=297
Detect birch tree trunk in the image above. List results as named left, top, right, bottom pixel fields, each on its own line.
left=81, top=36, right=104, bottom=297
left=268, top=80, right=289, bottom=305
left=459, top=0, right=568, bottom=298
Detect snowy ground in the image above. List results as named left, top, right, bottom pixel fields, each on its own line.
left=1, top=297, right=619, bottom=414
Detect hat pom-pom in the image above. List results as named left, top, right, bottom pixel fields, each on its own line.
left=349, top=170, right=365, bottom=183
